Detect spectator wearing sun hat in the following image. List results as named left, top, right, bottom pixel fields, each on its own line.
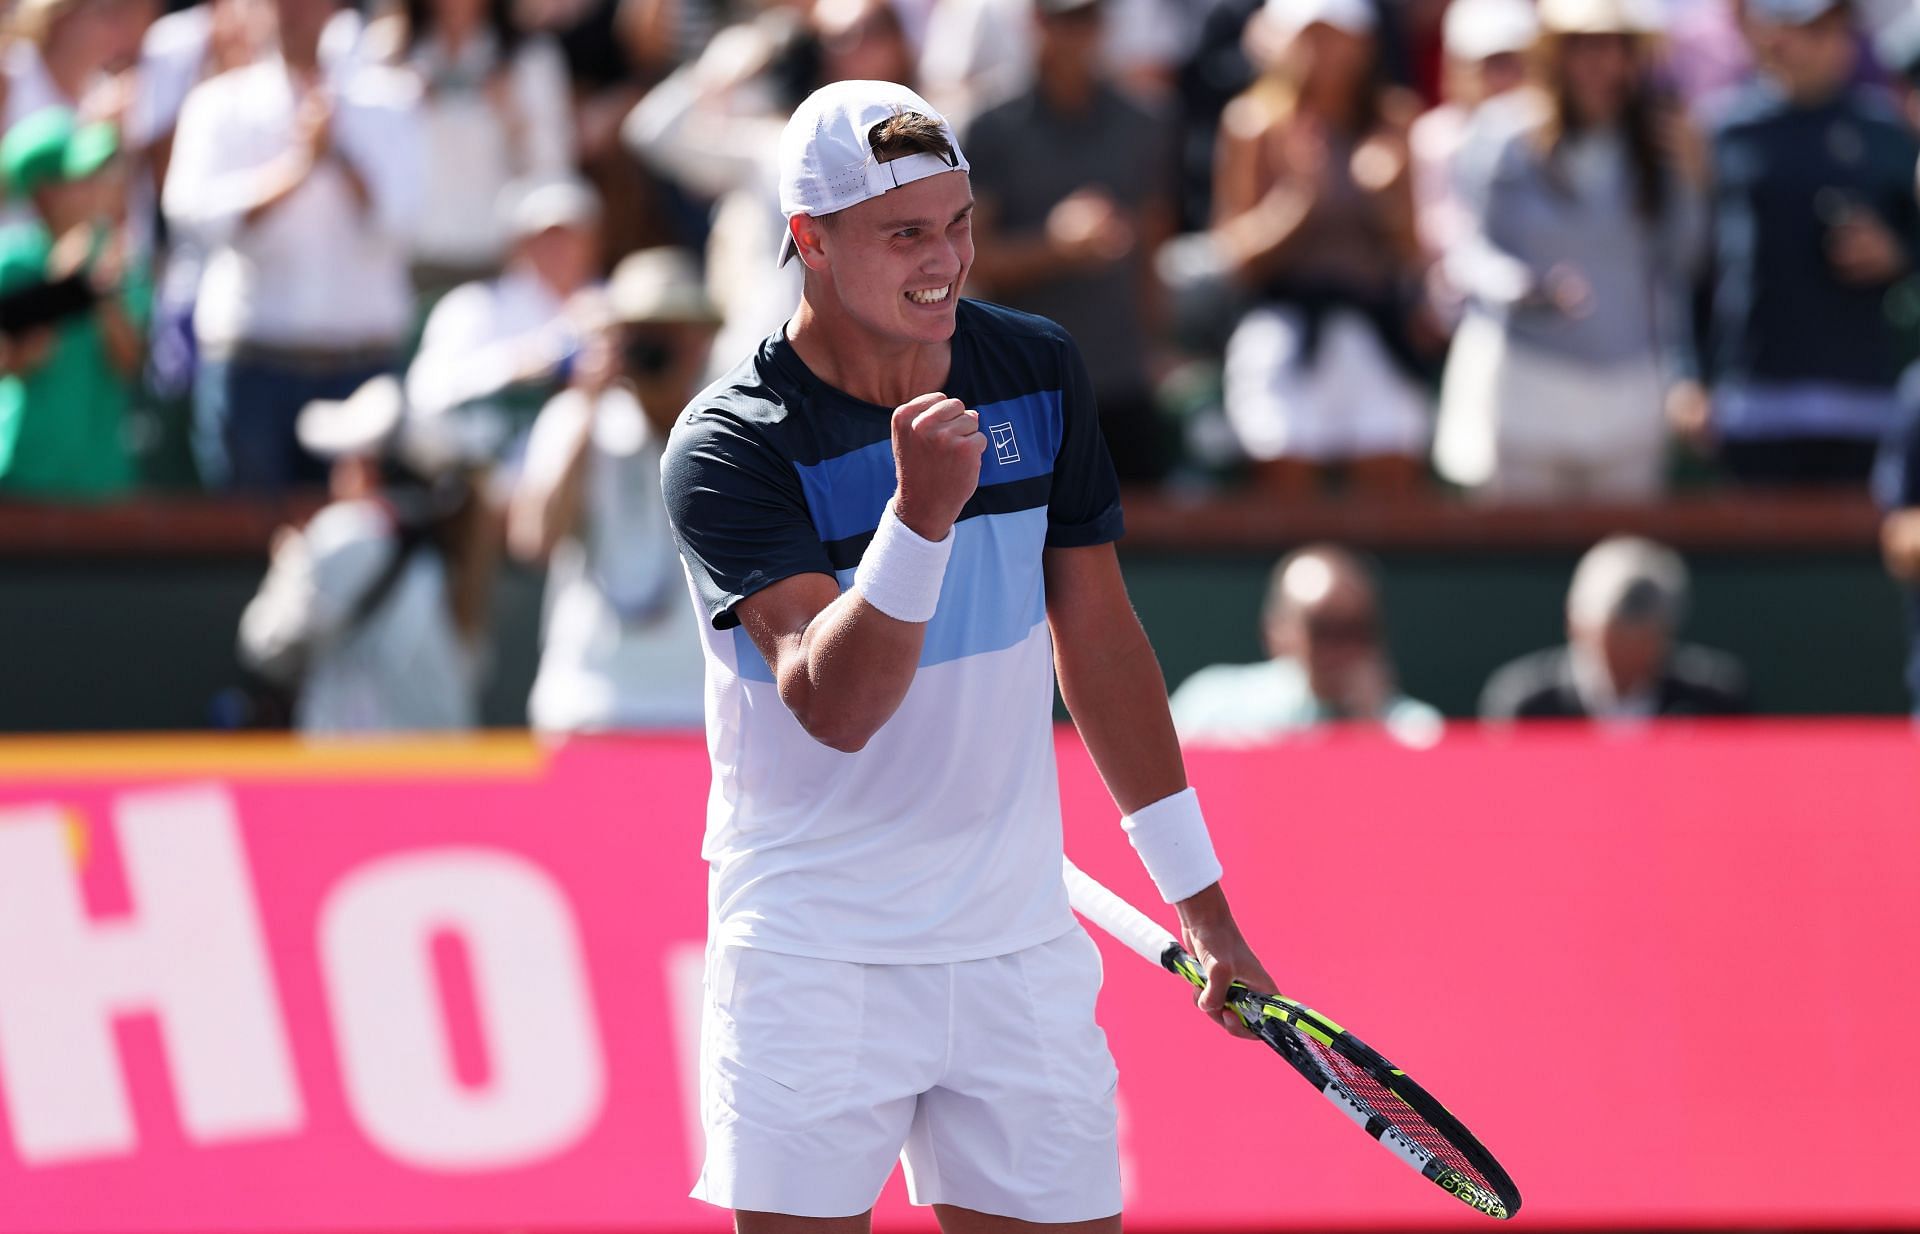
left=238, top=374, right=492, bottom=733
left=1410, top=0, right=1538, bottom=267
left=508, top=246, right=719, bottom=732
left=0, top=107, right=150, bottom=502
left=1435, top=0, right=1705, bottom=502
left=3, top=0, right=125, bottom=152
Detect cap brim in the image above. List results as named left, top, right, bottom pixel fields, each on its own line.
left=1451, top=31, right=1537, bottom=58
left=777, top=226, right=799, bottom=268
left=296, top=380, right=405, bottom=459
left=62, top=124, right=118, bottom=182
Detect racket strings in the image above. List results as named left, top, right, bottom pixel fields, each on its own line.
left=1302, top=1036, right=1497, bottom=1192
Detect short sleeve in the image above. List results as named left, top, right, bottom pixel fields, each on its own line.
left=1045, top=332, right=1124, bottom=547
left=661, top=412, right=836, bottom=629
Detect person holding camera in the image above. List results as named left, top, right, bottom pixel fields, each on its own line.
left=238, top=375, right=492, bottom=732
left=0, top=107, right=147, bottom=502
left=507, top=246, right=717, bottom=732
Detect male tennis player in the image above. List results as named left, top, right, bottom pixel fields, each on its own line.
left=662, top=79, right=1272, bottom=1233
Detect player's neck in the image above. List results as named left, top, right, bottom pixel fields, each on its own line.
left=786, top=296, right=952, bottom=410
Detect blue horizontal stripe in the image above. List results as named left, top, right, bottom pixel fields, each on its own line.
left=794, top=438, right=894, bottom=544
left=902, top=505, right=1049, bottom=668
left=790, top=389, right=1064, bottom=544
left=729, top=506, right=1048, bottom=684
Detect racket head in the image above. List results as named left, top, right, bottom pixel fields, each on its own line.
left=1163, top=949, right=1521, bottom=1220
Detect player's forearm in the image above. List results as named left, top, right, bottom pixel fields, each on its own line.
left=776, top=591, right=928, bottom=752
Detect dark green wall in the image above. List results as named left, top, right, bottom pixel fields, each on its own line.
left=1126, top=550, right=1913, bottom=717
left=0, top=547, right=1909, bottom=732
left=0, top=558, right=547, bottom=732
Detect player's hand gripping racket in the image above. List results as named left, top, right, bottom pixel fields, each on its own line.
left=1063, top=859, right=1522, bottom=1220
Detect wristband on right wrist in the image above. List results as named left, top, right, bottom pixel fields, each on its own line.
left=852, top=500, right=953, bottom=623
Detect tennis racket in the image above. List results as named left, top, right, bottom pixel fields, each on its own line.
left=1063, top=859, right=1522, bottom=1220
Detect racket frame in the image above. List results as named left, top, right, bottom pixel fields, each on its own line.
left=1063, top=859, right=1521, bottom=1221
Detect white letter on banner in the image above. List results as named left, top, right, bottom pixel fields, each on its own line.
left=319, top=848, right=607, bottom=1171
left=0, top=787, right=305, bottom=1164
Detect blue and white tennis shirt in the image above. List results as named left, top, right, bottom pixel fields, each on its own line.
left=661, top=299, right=1124, bottom=964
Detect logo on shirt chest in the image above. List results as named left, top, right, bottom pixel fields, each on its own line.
left=989, top=421, right=1020, bottom=466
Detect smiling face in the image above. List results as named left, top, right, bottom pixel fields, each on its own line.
left=801, top=168, right=975, bottom=348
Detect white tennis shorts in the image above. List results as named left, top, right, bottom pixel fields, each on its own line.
left=1224, top=303, right=1432, bottom=462
left=691, top=926, right=1121, bottom=1221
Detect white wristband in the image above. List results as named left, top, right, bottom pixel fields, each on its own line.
left=1122, top=787, right=1223, bottom=904
left=853, top=501, right=953, bottom=623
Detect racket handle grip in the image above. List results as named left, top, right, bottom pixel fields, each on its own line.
left=1063, top=857, right=1180, bottom=967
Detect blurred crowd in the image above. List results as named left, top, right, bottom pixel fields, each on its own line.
left=16, top=0, right=1920, bottom=501
left=2, top=0, right=1918, bottom=728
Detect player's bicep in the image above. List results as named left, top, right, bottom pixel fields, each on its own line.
left=1042, top=541, right=1129, bottom=630
left=1044, top=542, right=1157, bottom=681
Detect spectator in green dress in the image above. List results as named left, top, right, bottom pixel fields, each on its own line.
left=0, top=106, right=149, bottom=502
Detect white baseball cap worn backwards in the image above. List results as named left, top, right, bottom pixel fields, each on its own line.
left=776, top=79, right=971, bottom=267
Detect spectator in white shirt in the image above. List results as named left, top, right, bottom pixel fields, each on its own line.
left=363, top=0, right=574, bottom=295
left=507, top=247, right=716, bottom=732
left=406, top=176, right=602, bottom=471
left=121, top=0, right=264, bottom=435
left=162, top=0, right=423, bottom=492
left=239, top=375, right=492, bottom=733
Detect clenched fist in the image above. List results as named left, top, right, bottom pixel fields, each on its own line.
left=891, top=392, right=985, bottom=542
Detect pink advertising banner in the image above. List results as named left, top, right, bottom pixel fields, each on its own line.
left=0, top=725, right=1916, bottom=1233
